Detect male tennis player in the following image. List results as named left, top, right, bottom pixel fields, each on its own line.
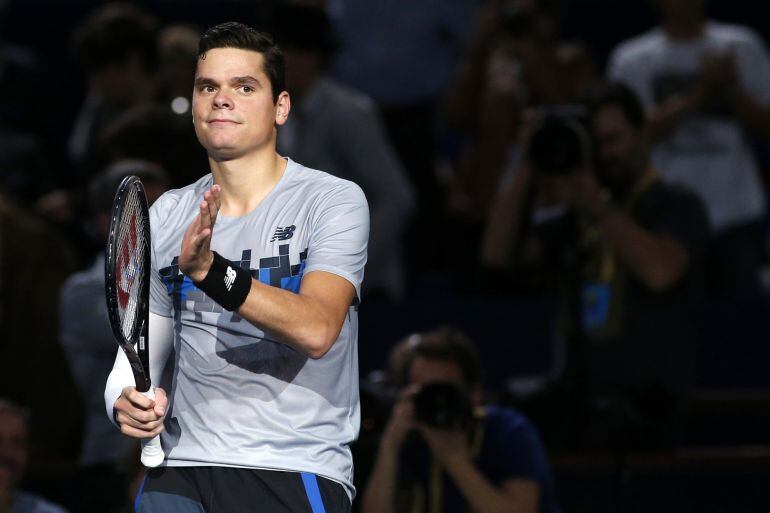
left=104, top=22, right=369, bottom=512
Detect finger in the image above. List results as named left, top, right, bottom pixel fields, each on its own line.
left=153, top=389, right=168, bottom=417
left=210, top=184, right=222, bottom=209
left=124, top=387, right=154, bottom=409
left=118, top=411, right=164, bottom=429
left=199, top=200, right=212, bottom=230
left=181, top=214, right=201, bottom=248
left=206, top=189, right=220, bottom=225
left=190, top=227, right=212, bottom=250
left=116, top=400, right=161, bottom=423
left=120, top=422, right=165, bottom=440
left=400, top=384, right=420, bottom=400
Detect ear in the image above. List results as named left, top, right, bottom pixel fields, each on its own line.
left=275, top=91, right=291, bottom=126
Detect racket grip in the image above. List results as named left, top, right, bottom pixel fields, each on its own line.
left=140, top=388, right=164, bottom=467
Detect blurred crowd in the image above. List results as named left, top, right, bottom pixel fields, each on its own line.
left=1, top=0, right=769, bottom=512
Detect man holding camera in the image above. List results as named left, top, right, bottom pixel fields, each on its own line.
left=608, top=0, right=770, bottom=296
left=361, top=327, right=559, bottom=513
left=483, top=83, right=709, bottom=448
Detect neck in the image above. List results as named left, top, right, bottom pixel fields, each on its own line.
left=209, top=151, right=287, bottom=217
left=662, top=16, right=705, bottom=41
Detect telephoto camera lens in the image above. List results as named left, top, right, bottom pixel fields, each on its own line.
left=413, top=382, right=471, bottom=429
left=527, top=106, right=591, bottom=175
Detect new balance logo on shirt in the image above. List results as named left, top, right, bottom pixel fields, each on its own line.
left=270, top=225, right=296, bottom=242
left=224, top=266, right=236, bottom=291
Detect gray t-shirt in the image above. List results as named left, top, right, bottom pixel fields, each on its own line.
left=149, top=158, right=368, bottom=498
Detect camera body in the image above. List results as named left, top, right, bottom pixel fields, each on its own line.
left=413, top=382, right=472, bottom=429
left=527, top=105, right=592, bottom=176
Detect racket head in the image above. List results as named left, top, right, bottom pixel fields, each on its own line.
left=104, top=175, right=151, bottom=366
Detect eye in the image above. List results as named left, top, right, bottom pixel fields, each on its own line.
left=239, top=85, right=255, bottom=94
left=199, top=85, right=216, bottom=93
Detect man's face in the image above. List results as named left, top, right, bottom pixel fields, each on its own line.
left=409, top=357, right=466, bottom=389
left=592, top=104, right=646, bottom=191
left=92, top=54, right=151, bottom=107
left=655, top=0, right=705, bottom=23
left=0, top=411, right=28, bottom=494
left=192, top=47, right=289, bottom=161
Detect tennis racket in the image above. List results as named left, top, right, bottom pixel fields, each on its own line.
left=104, top=175, right=163, bottom=467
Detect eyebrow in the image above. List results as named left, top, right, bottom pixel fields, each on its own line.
left=233, top=76, right=261, bottom=85
left=194, top=76, right=261, bottom=87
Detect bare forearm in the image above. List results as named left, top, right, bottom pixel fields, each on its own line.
left=481, top=178, right=527, bottom=268
left=361, top=443, right=401, bottom=513
left=443, top=457, right=535, bottom=513
left=236, top=278, right=344, bottom=359
left=596, top=210, right=688, bottom=291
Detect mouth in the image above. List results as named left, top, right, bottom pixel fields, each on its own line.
left=207, top=119, right=240, bottom=127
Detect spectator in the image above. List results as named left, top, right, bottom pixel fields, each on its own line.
left=0, top=193, right=81, bottom=468
left=272, top=4, right=415, bottom=301
left=441, top=0, right=598, bottom=279
left=68, top=2, right=159, bottom=181
left=96, top=102, right=208, bottom=190
left=58, top=160, right=168, bottom=513
left=607, top=0, right=770, bottom=296
left=0, top=400, right=70, bottom=513
left=444, top=0, right=596, bottom=218
left=482, top=83, right=709, bottom=448
left=327, top=0, right=478, bottom=277
left=362, top=327, right=560, bottom=513
left=157, top=23, right=200, bottom=117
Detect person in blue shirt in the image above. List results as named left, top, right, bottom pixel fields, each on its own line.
left=362, top=327, right=560, bottom=513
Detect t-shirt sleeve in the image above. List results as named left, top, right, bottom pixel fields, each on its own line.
left=303, top=181, right=370, bottom=301
left=734, top=27, right=770, bottom=105
left=607, top=43, right=656, bottom=109
left=495, top=413, right=552, bottom=484
left=149, top=197, right=173, bottom=317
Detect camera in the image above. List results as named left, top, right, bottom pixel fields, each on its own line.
left=527, top=105, right=591, bottom=175
left=500, top=5, right=535, bottom=38
left=413, top=382, right=471, bottom=429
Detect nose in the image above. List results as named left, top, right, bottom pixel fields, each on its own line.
left=213, top=90, right=232, bottom=109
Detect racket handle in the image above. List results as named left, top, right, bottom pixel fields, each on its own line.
left=140, top=388, right=164, bottom=467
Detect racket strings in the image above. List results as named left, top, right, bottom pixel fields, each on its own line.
left=115, top=185, right=149, bottom=341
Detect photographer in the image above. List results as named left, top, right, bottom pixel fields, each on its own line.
left=482, top=83, right=709, bottom=448
left=361, top=327, right=559, bottom=513
left=608, top=0, right=770, bottom=296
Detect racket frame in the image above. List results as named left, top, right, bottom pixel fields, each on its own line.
left=105, top=175, right=152, bottom=393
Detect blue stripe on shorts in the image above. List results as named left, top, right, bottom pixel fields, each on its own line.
left=300, top=473, right=327, bottom=513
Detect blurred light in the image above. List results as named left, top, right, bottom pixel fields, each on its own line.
left=171, top=96, right=190, bottom=115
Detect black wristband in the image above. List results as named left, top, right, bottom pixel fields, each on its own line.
left=194, top=251, right=251, bottom=311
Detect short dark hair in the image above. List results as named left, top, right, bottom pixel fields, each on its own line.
left=0, top=398, right=30, bottom=424
left=389, top=326, right=481, bottom=389
left=198, top=22, right=285, bottom=103
left=588, top=82, right=647, bottom=129
left=72, top=3, right=159, bottom=72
